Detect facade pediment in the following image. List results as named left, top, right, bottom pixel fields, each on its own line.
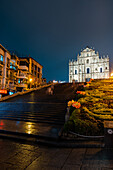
left=69, top=47, right=109, bottom=82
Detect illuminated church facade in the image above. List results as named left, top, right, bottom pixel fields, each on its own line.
left=69, top=47, right=109, bottom=82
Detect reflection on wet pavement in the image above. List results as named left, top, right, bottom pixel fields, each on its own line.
left=0, top=84, right=75, bottom=138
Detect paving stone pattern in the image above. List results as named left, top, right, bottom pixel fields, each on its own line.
left=0, top=138, right=113, bottom=169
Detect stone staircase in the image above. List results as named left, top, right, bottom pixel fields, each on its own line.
left=0, top=83, right=76, bottom=140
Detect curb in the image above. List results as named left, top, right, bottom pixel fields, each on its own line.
left=0, top=129, right=105, bottom=148
left=0, top=84, right=51, bottom=102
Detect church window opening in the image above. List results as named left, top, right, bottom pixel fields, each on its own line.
left=86, top=59, right=89, bottom=63
left=75, top=70, right=77, bottom=74
left=87, top=68, right=90, bottom=74
left=100, top=68, right=102, bottom=73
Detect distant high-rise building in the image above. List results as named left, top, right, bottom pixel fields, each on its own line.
left=69, top=47, right=109, bottom=82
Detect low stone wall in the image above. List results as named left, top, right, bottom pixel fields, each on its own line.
left=0, top=84, right=51, bottom=102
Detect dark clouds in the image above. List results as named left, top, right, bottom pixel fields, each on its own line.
left=0, top=0, right=113, bottom=81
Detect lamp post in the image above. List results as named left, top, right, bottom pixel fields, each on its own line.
left=111, top=73, right=113, bottom=79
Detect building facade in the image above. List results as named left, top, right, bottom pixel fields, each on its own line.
left=0, top=44, right=43, bottom=92
left=18, top=57, right=43, bottom=90
left=0, top=44, right=11, bottom=89
left=69, top=47, right=109, bottom=82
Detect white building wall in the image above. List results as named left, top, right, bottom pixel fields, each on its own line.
left=69, top=47, right=109, bottom=82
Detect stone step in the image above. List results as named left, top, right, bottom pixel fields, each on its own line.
left=0, top=117, right=65, bottom=125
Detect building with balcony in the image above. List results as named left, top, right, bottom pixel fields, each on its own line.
left=0, top=44, right=11, bottom=89
left=9, top=54, right=20, bottom=91
left=0, top=44, right=43, bottom=92
left=16, top=58, right=29, bottom=91
left=19, top=57, right=43, bottom=89
left=69, top=47, right=109, bottom=82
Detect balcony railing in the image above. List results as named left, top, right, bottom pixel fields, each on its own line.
left=17, top=83, right=28, bottom=88
left=19, top=65, right=28, bottom=71
left=9, top=75, right=16, bottom=79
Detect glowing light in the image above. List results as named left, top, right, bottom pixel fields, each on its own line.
left=0, top=120, right=4, bottom=129
left=111, top=73, right=113, bottom=77
left=0, top=90, right=7, bottom=94
left=29, top=78, right=32, bottom=82
left=25, top=122, right=34, bottom=134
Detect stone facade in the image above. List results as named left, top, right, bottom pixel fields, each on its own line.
left=69, top=47, right=109, bottom=82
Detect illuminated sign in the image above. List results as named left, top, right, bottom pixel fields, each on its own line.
left=0, top=90, right=7, bottom=94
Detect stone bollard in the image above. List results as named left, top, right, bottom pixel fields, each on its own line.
left=104, top=121, right=113, bottom=148
left=65, top=107, right=70, bottom=122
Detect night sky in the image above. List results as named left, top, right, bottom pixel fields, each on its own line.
left=0, top=0, right=113, bottom=82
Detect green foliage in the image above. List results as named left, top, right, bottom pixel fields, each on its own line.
left=63, top=120, right=75, bottom=132
left=64, top=79, right=113, bottom=136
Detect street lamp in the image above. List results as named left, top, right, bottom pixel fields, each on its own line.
left=29, top=78, right=32, bottom=89
left=111, top=73, right=113, bottom=78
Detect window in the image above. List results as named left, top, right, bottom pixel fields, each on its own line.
left=7, top=58, right=10, bottom=67
left=20, top=61, right=29, bottom=67
left=86, top=59, right=89, bottom=64
left=75, top=70, right=77, bottom=74
left=38, top=67, right=40, bottom=72
left=100, top=68, right=102, bottom=73
left=87, top=68, right=90, bottom=74
left=10, top=62, right=13, bottom=69
left=37, top=73, right=39, bottom=78
left=6, top=70, right=8, bottom=77
left=35, top=65, right=37, bottom=70
left=0, top=69, right=2, bottom=76
left=95, top=68, right=97, bottom=71
left=86, top=78, right=90, bottom=82
left=0, top=55, right=3, bottom=62
left=106, top=67, right=107, bottom=70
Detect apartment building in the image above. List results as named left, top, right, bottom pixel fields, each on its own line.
left=18, top=57, right=43, bottom=90
left=0, top=44, right=11, bottom=90
left=9, top=54, right=20, bottom=91
left=0, top=44, right=43, bottom=92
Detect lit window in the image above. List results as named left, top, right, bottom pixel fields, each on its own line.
left=18, top=79, right=20, bottom=83
left=0, top=55, right=3, bottom=62
left=87, top=68, right=90, bottom=74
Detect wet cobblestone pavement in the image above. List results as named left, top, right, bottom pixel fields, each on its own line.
left=0, top=84, right=75, bottom=139
left=0, top=138, right=112, bottom=170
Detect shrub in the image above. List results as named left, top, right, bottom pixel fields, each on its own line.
left=63, top=120, right=75, bottom=132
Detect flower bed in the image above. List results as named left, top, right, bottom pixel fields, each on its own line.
left=64, top=79, right=113, bottom=136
